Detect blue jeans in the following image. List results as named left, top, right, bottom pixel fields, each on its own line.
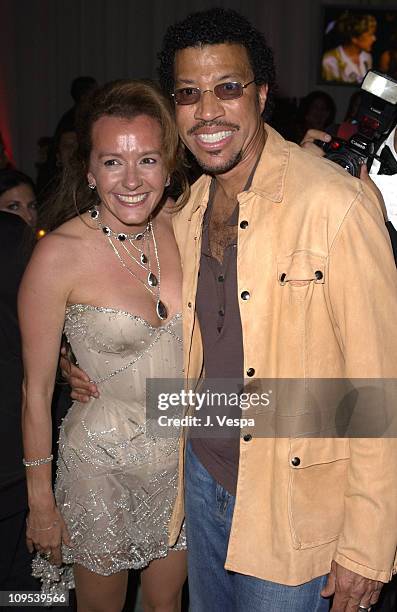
left=185, top=442, right=330, bottom=611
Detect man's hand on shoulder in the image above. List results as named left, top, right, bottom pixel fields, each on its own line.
left=322, top=560, right=383, bottom=611
left=300, top=129, right=331, bottom=157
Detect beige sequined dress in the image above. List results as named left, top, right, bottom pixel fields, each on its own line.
left=33, top=304, right=186, bottom=593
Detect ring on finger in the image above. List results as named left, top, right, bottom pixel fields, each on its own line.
left=358, top=606, right=372, bottom=612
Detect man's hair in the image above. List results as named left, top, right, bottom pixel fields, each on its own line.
left=158, top=8, right=276, bottom=119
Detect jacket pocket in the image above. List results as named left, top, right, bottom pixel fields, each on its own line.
left=277, top=251, right=326, bottom=288
left=288, top=438, right=350, bottom=549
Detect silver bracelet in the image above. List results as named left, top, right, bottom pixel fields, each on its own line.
left=23, top=454, right=53, bottom=467
left=26, top=519, right=59, bottom=532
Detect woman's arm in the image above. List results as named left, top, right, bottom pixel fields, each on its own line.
left=18, top=234, right=73, bottom=564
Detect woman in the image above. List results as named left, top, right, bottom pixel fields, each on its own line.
left=287, top=90, right=336, bottom=144
left=322, top=12, right=377, bottom=84
left=0, top=169, right=38, bottom=228
left=19, top=80, right=188, bottom=612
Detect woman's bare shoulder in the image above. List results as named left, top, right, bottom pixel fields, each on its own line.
left=29, top=213, right=95, bottom=270
left=51, top=211, right=96, bottom=239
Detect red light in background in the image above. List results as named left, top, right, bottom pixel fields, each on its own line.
left=0, top=92, right=14, bottom=166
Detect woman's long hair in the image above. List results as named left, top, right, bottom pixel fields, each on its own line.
left=39, top=79, right=189, bottom=231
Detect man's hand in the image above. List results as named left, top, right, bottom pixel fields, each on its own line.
left=322, top=561, right=383, bottom=611
left=300, top=128, right=331, bottom=157
left=60, top=346, right=99, bottom=402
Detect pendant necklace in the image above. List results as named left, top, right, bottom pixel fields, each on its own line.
left=89, top=206, right=168, bottom=321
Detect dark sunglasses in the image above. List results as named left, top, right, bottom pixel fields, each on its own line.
left=172, top=80, right=256, bottom=105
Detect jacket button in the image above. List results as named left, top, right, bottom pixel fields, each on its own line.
left=315, top=270, right=323, bottom=280
left=241, top=290, right=250, bottom=300
left=279, top=272, right=287, bottom=284
left=218, top=274, right=224, bottom=282
left=188, top=302, right=192, bottom=308
left=291, top=457, right=301, bottom=467
left=240, top=220, right=249, bottom=229
left=246, top=367, right=255, bottom=377
left=243, top=434, right=252, bottom=442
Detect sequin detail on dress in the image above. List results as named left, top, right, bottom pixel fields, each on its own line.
left=33, top=304, right=186, bottom=597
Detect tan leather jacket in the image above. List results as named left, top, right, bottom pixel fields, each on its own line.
left=170, top=124, right=397, bottom=585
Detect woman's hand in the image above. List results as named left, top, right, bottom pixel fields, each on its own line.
left=26, top=502, right=72, bottom=566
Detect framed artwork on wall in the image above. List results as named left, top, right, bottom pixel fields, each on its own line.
left=319, top=6, right=397, bottom=85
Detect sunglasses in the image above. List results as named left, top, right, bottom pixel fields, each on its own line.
left=172, top=80, right=256, bottom=105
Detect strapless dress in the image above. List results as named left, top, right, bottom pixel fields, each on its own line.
left=33, top=304, right=186, bottom=595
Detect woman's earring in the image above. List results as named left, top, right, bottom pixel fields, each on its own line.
left=88, top=183, right=96, bottom=190
left=165, top=176, right=171, bottom=187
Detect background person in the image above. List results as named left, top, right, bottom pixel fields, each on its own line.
left=300, top=123, right=397, bottom=261
left=286, top=90, right=336, bottom=143
left=0, top=211, right=39, bottom=598
left=322, top=12, right=377, bottom=83
left=0, top=169, right=38, bottom=228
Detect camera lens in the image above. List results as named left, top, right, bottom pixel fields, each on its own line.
left=326, top=151, right=361, bottom=177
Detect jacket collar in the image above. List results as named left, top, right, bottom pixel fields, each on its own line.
left=188, top=123, right=289, bottom=217
left=249, top=123, right=289, bottom=203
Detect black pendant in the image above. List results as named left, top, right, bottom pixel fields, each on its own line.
left=148, top=272, right=158, bottom=287
left=103, top=226, right=111, bottom=236
left=117, top=233, right=126, bottom=241
left=156, top=300, right=168, bottom=321
left=90, top=209, right=99, bottom=219
left=141, top=253, right=148, bottom=265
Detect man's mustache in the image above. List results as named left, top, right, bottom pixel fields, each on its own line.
left=187, top=121, right=240, bottom=136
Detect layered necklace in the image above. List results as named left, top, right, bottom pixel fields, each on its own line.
left=89, top=206, right=168, bottom=321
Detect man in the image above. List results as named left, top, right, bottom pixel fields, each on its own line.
left=301, top=123, right=397, bottom=612
left=67, top=8, right=397, bottom=612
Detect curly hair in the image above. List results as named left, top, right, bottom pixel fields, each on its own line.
left=158, top=8, right=276, bottom=120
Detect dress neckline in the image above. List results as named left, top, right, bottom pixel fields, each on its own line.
left=65, top=303, right=182, bottom=331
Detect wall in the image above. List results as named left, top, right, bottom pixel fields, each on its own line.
left=0, top=0, right=395, bottom=176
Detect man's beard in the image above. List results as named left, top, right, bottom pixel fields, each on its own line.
left=194, top=149, right=243, bottom=175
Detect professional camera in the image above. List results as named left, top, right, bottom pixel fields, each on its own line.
left=317, top=71, right=397, bottom=177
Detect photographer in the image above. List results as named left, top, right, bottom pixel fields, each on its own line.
left=301, top=125, right=397, bottom=264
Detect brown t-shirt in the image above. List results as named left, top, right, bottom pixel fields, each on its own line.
left=191, top=180, right=244, bottom=495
